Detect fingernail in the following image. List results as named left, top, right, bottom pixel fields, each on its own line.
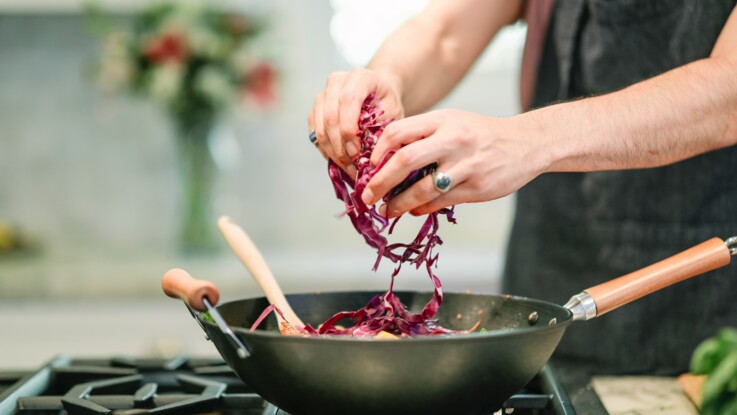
left=347, top=165, right=358, bottom=179
left=410, top=209, right=421, bottom=216
left=378, top=204, right=387, bottom=217
left=380, top=204, right=401, bottom=218
left=362, top=188, right=374, bottom=205
left=345, top=141, right=359, bottom=158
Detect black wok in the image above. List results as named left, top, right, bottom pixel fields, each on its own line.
left=163, top=237, right=736, bottom=415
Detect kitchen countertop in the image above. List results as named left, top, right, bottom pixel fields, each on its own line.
left=0, top=299, right=219, bottom=370
left=0, top=249, right=503, bottom=369
left=552, top=359, right=700, bottom=414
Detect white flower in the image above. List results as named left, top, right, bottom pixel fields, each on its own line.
left=98, top=58, right=134, bottom=92
left=229, top=43, right=253, bottom=74
left=187, top=25, right=225, bottom=59
left=148, top=63, right=184, bottom=104
left=194, top=66, right=233, bottom=107
left=98, top=30, right=135, bottom=91
left=103, top=30, right=130, bottom=60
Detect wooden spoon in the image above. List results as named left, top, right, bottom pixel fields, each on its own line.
left=217, top=216, right=306, bottom=333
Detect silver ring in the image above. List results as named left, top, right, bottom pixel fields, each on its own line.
left=309, top=130, right=317, bottom=144
left=431, top=171, right=451, bottom=193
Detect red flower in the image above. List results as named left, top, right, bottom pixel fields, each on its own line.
left=243, top=62, right=277, bottom=107
left=143, top=32, right=188, bottom=64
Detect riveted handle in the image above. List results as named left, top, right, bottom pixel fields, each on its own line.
left=584, top=238, right=732, bottom=317
left=162, top=268, right=220, bottom=312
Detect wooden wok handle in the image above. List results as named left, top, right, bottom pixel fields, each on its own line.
left=162, top=268, right=219, bottom=312
left=584, top=238, right=731, bottom=316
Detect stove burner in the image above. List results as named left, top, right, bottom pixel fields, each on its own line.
left=0, top=356, right=578, bottom=415
left=58, top=374, right=230, bottom=415
left=1, top=356, right=264, bottom=415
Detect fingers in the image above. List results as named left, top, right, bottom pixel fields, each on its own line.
left=323, top=73, right=351, bottom=166
left=309, top=91, right=332, bottom=162
left=309, top=71, right=380, bottom=178
left=408, top=182, right=472, bottom=216
left=362, top=147, right=445, bottom=206
left=370, top=114, right=440, bottom=166
left=362, top=116, right=446, bottom=206
left=339, top=71, right=378, bottom=157
left=380, top=164, right=464, bottom=218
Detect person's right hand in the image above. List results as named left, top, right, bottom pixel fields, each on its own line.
left=308, top=68, right=404, bottom=178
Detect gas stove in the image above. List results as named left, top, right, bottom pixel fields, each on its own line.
left=0, top=356, right=604, bottom=414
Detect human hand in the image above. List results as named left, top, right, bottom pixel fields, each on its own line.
left=308, top=68, right=404, bottom=178
left=361, top=109, right=550, bottom=217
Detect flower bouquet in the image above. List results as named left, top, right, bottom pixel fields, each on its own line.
left=90, top=0, right=278, bottom=253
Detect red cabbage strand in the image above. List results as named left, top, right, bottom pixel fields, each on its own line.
left=251, top=94, right=461, bottom=337
left=321, top=94, right=459, bottom=336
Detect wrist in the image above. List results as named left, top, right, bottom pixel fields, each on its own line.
left=505, top=112, right=558, bottom=177
left=373, top=70, right=405, bottom=106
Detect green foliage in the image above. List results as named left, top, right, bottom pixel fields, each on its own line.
left=691, top=328, right=737, bottom=415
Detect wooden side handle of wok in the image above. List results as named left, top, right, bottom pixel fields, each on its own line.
left=162, top=268, right=219, bottom=312
left=584, top=238, right=732, bottom=316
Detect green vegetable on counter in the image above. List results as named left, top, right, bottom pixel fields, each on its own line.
left=691, top=328, right=737, bottom=415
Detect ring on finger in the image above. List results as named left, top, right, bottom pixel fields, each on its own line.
left=309, top=130, right=317, bottom=144
left=431, top=171, right=452, bottom=193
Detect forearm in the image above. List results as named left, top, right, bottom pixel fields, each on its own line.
left=367, top=0, right=522, bottom=116
left=520, top=55, right=737, bottom=173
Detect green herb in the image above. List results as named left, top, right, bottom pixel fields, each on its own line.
left=201, top=311, right=215, bottom=324
left=691, top=328, right=737, bottom=415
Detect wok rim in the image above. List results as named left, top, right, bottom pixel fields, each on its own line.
left=206, top=290, right=574, bottom=344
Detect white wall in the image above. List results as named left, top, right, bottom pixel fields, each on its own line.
left=0, top=1, right=522, bottom=300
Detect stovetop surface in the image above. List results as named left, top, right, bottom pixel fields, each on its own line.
left=0, top=356, right=608, bottom=415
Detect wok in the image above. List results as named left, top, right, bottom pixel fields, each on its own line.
left=163, top=236, right=737, bottom=415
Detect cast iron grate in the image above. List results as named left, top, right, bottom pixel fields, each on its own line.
left=0, top=356, right=265, bottom=415
left=0, top=357, right=575, bottom=415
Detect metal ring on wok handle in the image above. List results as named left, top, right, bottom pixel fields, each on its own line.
left=162, top=268, right=251, bottom=359
left=725, top=236, right=737, bottom=256
left=565, top=237, right=734, bottom=321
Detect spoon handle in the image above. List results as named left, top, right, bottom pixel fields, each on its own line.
left=217, top=216, right=305, bottom=327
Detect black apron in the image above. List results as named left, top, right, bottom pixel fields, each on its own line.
left=503, top=0, right=737, bottom=375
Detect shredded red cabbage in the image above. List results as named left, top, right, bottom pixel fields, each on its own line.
left=252, top=94, right=463, bottom=337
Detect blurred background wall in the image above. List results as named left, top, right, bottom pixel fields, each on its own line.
left=0, top=0, right=524, bottom=367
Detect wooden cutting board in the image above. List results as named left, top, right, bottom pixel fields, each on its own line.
left=677, top=373, right=706, bottom=408
left=592, top=376, right=700, bottom=414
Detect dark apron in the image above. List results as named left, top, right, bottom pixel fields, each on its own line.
left=503, top=0, right=737, bottom=375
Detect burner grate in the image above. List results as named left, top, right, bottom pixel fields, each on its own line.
left=0, top=357, right=265, bottom=415
left=0, top=357, right=577, bottom=415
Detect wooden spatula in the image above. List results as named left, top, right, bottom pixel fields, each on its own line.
left=217, top=216, right=305, bottom=334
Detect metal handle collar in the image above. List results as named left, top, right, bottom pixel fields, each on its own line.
left=725, top=236, right=737, bottom=256
left=563, top=292, right=597, bottom=321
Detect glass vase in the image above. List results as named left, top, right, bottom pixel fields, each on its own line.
left=172, top=111, right=220, bottom=254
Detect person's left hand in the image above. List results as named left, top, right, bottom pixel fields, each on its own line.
left=360, top=109, right=550, bottom=217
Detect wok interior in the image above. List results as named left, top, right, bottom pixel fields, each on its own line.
left=215, top=290, right=571, bottom=335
